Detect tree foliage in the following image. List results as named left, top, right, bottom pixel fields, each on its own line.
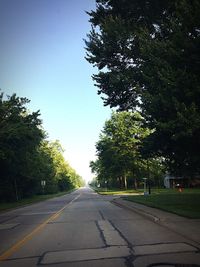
left=90, top=111, right=165, bottom=188
left=0, top=92, right=84, bottom=201
left=85, top=0, right=200, bottom=176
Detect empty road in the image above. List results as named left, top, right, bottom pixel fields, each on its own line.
left=0, top=187, right=200, bottom=266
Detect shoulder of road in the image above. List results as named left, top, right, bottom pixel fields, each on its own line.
left=112, top=197, right=200, bottom=246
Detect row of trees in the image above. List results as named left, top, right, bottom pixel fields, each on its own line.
left=0, top=93, right=84, bottom=202
left=86, top=0, right=200, bottom=181
left=90, top=111, right=165, bottom=189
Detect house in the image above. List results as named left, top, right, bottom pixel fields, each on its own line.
left=164, top=173, right=200, bottom=188
left=164, top=174, right=184, bottom=188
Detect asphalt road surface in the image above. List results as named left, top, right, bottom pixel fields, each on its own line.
left=0, top=187, right=200, bottom=267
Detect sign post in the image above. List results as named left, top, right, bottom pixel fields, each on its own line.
left=41, top=180, right=46, bottom=194
left=143, top=178, right=148, bottom=195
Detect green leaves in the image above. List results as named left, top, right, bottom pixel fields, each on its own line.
left=0, top=92, right=84, bottom=201
left=91, top=111, right=157, bottom=188
left=0, top=93, right=43, bottom=168
left=86, top=0, right=200, bottom=177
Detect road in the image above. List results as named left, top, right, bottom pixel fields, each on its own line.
left=0, top=187, right=200, bottom=266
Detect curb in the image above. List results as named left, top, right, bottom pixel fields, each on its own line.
left=111, top=198, right=200, bottom=247
left=111, top=198, right=160, bottom=222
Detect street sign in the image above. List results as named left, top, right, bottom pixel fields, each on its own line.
left=41, top=180, right=46, bottom=187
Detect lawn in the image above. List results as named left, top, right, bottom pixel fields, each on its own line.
left=95, top=187, right=200, bottom=218
left=0, top=190, right=74, bottom=212
left=94, top=187, right=143, bottom=195
left=124, top=189, right=200, bottom=219
left=95, top=187, right=188, bottom=195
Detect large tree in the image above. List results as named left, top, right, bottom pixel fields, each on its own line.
left=92, top=111, right=155, bottom=188
left=85, top=0, right=200, bottom=176
left=0, top=93, right=44, bottom=200
left=0, top=93, right=84, bottom=201
left=37, top=140, right=84, bottom=193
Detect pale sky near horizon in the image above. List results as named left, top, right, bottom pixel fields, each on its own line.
left=0, top=0, right=112, bottom=183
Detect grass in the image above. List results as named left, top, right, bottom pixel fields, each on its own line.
left=0, top=190, right=74, bottom=212
left=95, top=186, right=200, bottom=218
left=94, top=187, right=143, bottom=195
left=95, top=187, right=184, bottom=195
left=124, top=188, right=200, bottom=219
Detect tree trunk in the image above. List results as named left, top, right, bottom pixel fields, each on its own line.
left=124, top=175, right=127, bottom=190
left=133, top=177, right=138, bottom=190
left=14, top=178, right=19, bottom=201
left=132, top=169, right=138, bottom=190
left=118, top=177, right=122, bottom=189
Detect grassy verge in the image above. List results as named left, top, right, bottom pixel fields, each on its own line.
left=93, top=187, right=143, bottom=195
left=93, top=186, right=200, bottom=218
left=0, top=189, right=75, bottom=212
left=124, top=189, right=200, bottom=219
left=94, top=187, right=182, bottom=195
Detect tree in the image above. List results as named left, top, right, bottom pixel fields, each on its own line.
left=90, top=159, right=106, bottom=187
left=92, top=111, right=153, bottom=188
left=31, top=140, right=84, bottom=194
left=85, top=0, right=200, bottom=177
left=0, top=92, right=84, bottom=201
left=0, top=93, right=44, bottom=200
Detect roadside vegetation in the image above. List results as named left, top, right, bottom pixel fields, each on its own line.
left=124, top=189, right=200, bottom=219
left=95, top=187, right=200, bottom=196
left=94, top=186, right=200, bottom=218
left=0, top=92, right=84, bottom=203
left=89, top=111, right=166, bottom=190
left=87, top=1, right=200, bottom=191
left=95, top=188, right=142, bottom=195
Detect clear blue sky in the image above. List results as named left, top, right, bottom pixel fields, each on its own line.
left=0, top=0, right=111, bottom=182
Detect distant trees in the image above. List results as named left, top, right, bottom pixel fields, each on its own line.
left=0, top=92, right=84, bottom=202
left=90, top=111, right=165, bottom=189
left=86, top=0, right=200, bottom=177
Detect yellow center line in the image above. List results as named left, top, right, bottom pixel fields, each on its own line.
left=0, top=193, right=81, bottom=261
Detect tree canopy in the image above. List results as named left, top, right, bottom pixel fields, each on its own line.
left=0, top=92, right=84, bottom=201
left=90, top=111, right=165, bottom=189
left=85, top=0, right=200, bottom=176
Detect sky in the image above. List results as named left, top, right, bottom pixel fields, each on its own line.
left=0, top=0, right=112, bottom=183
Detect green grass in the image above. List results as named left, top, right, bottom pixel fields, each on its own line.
left=124, top=189, right=200, bottom=219
left=95, top=187, right=198, bottom=195
left=94, top=186, right=200, bottom=218
left=0, top=190, right=74, bottom=212
left=94, top=187, right=142, bottom=195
